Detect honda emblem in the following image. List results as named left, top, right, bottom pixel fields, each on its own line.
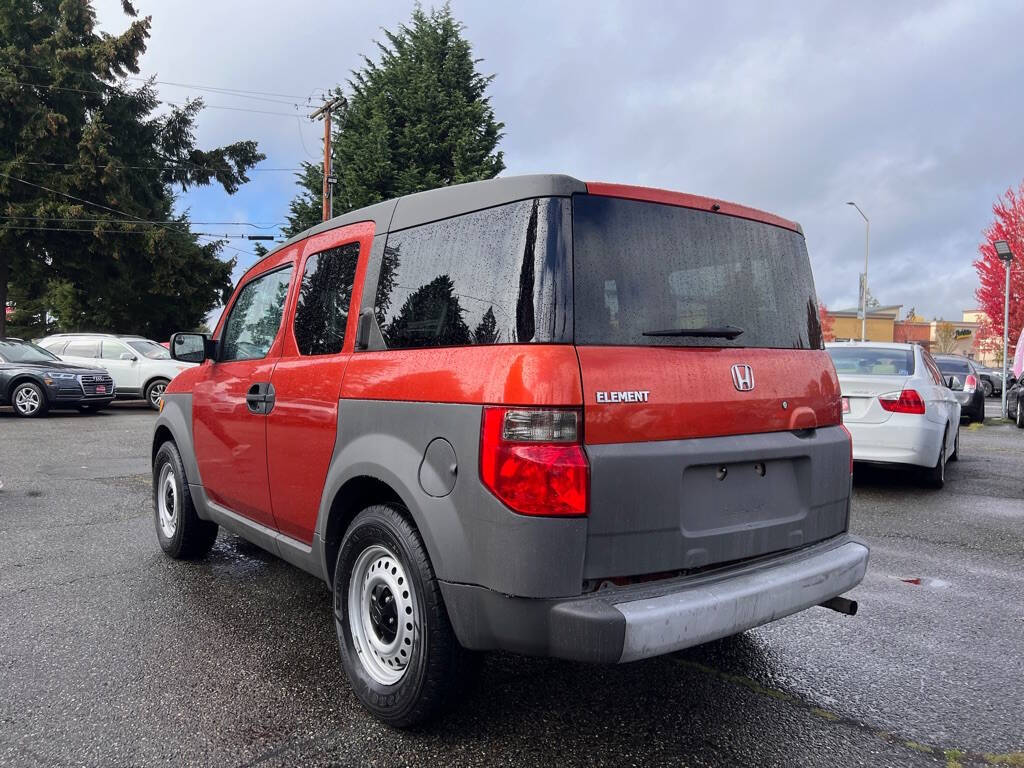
left=731, top=364, right=755, bottom=391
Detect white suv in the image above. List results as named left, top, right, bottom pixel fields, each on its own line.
left=38, top=334, right=196, bottom=410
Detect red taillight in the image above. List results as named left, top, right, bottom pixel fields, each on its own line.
left=964, top=374, right=977, bottom=393
left=480, top=407, right=589, bottom=516
left=878, top=389, right=926, bottom=415
left=840, top=423, right=854, bottom=474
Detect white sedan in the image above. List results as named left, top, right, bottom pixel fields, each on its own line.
left=827, top=342, right=961, bottom=488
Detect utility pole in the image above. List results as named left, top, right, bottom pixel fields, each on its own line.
left=846, top=201, right=870, bottom=342
left=994, top=240, right=1014, bottom=418
left=310, top=96, right=344, bottom=222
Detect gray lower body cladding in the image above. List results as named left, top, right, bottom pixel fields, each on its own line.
left=441, top=534, right=869, bottom=663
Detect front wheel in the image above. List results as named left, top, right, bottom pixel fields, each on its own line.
left=334, top=504, right=472, bottom=727
left=152, top=441, right=218, bottom=558
left=1016, top=399, right=1024, bottom=429
left=12, top=381, right=48, bottom=418
left=949, top=425, right=960, bottom=462
left=145, top=378, right=170, bottom=411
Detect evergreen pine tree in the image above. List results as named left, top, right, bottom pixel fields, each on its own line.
left=282, top=4, right=504, bottom=238
left=0, top=1, right=264, bottom=338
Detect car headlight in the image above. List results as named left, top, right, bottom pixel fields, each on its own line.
left=46, top=372, right=77, bottom=380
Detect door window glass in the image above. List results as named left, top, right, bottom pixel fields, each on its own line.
left=101, top=342, right=129, bottom=360
left=220, top=268, right=294, bottom=361
left=64, top=339, right=99, bottom=358
left=293, top=242, right=360, bottom=356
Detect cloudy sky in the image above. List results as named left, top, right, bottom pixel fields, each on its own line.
left=95, top=0, right=1024, bottom=320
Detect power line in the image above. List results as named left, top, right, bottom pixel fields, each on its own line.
left=7, top=62, right=315, bottom=101
left=0, top=216, right=283, bottom=229
left=13, top=161, right=302, bottom=173
left=0, top=78, right=312, bottom=118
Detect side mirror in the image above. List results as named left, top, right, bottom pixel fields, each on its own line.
left=170, top=332, right=213, bottom=363
left=947, top=376, right=962, bottom=391
left=119, top=352, right=136, bottom=361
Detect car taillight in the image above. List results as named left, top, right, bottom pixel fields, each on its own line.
left=480, top=407, right=589, bottom=516
left=839, top=424, right=854, bottom=474
left=963, top=374, right=977, bottom=394
left=878, top=389, right=926, bottom=415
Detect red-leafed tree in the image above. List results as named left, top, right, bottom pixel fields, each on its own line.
left=818, top=299, right=835, bottom=342
left=973, top=182, right=1024, bottom=365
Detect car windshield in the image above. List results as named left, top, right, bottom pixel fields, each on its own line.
left=828, top=347, right=915, bottom=376
left=0, top=340, right=61, bottom=363
left=127, top=340, right=171, bottom=359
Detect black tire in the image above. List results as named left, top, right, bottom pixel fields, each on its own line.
left=145, top=378, right=170, bottom=411
left=982, top=379, right=993, bottom=398
left=1016, top=398, right=1024, bottom=429
left=922, top=427, right=948, bottom=489
left=333, top=504, right=472, bottom=728
left=949, top=425, right=959, bottom=462
left=152, top=441, right=218, bottom=559
left=11, top=380, right=49, bottom=418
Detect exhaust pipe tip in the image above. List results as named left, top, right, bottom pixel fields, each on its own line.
left=819, top=596, right=858, bottom=616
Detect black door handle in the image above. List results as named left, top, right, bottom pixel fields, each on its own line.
left=246, top=383, right=267, bottom=414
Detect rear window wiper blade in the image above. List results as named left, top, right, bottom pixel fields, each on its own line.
left=642, top=325, right=744, bottom=339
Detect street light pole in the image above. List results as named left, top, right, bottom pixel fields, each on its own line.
left=994, top=240, right=1014, bottom=418
left=847, top=201, right=870, bottom=341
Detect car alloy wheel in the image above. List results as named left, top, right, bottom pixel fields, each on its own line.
left=156, top=463, right=178, bottom=539
left=13, top=384, right=41, bottom=416
left=148, top=381, right=167, bottom=409
left=347, top=544, right=418, bottom=686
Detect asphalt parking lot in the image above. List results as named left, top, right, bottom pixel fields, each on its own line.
left=1, top=402, right=1022, bottom=767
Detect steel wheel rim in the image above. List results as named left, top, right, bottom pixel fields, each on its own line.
left=149, top=382, right=166, bottom=407
left=14, top=386, right=40, bottom=415
left=157, top=464, right=178, bottom=539
left=347, top=544, right=417, bottom=685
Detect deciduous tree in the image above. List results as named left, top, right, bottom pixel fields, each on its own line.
left=973, top=181, right=1024, bottom=364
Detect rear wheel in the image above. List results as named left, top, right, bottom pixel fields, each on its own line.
left=982, top=379, right=993, bottom=398
left=12, top=381, right=48, bottom=418
left=923, top=428, right=948, bottom=489
left=152, top=441, right=218, bottom=558
left=1016, top=397, right=1024, bottom=429
left=334, top=504, right=472, bottom=727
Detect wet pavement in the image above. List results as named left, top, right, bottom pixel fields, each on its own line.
left=1, top=402, right=1022, bottom=767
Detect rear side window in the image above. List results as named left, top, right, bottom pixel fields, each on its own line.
left=572, top=196, right=822, bottom=349
left=39, top=340, right=67, bottom=354
left=64, top=339, right=99, bottom=357
left=828, top=347, right=915, bottom=376
left=220, top=268, right=294, bottom=361
left=293, top=243, right=360, bottom=355
left=373, top=198, right=571, bottom=349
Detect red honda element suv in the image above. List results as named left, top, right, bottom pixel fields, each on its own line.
left=153, top=174, right=868, bottom=726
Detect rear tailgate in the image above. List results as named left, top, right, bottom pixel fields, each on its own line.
left=573, top=191, right=850, bottom=580
left=835, top=373, right=908, bottom=424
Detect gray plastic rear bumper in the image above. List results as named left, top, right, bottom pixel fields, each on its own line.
left=441, top=534, right=869, bottom=663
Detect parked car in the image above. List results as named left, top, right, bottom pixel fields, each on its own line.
left=1007, top=380, right=1024, bottom=428
left=932, top=355, right=986, bottom=423
left=0, top=338, right=114, bottom=417
left=152, top=174, right=869, bottom=726
left=974, top=365, right=1013, bottom=398
left=38, top=333, right=195, bottom=410
left=827, top=342, right=960, bottom=487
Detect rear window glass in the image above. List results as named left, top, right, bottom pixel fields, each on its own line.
left=572, top=195, right=822, bottom=349
left=373, top=198, right=571, bottom=349
left=936, top=358, right=970, bottom=375
left=828, top=347, right=915, bottom=376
